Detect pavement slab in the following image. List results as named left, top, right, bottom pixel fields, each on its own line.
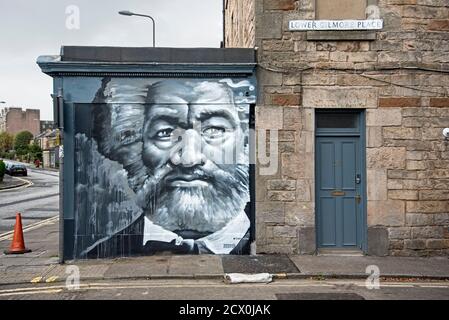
left=169, top=255, right=223, bottom=276
left=1, top=264, right=50, bottom=284
left=222, top=254, right=300, bottom=274
left=0, top=257, right=36, bottom=267
left=45, top=263, right=110, bottom=282
left=104, top=256, right=171, bottom=279
left=289, top=255, right=449, bottom=278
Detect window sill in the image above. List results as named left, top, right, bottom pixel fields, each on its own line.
left=306, top=30, right=377, bottom=41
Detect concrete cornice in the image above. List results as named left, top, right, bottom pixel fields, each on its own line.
left=37, top=57, right=256, bottom=77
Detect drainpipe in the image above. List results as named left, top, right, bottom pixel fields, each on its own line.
left=222, top=0, right=226, bottom=48
left=52, top=88, right=64, bottom=264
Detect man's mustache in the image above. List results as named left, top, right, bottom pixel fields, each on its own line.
left=163, top=166, right=214, bottom=185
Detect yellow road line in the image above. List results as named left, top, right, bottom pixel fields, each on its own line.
left=45, top=276, right=59, bottom=283
left=30, top=277, right=43, bottom=284
left=0, top=216, right=58, bottom=241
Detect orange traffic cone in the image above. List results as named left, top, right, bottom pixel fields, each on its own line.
left=4, top=213, right=31, bottom=254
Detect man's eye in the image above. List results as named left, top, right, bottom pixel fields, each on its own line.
left=155, top=128, right=174, bottom=139
left=203, top=127, right=226, bottom=139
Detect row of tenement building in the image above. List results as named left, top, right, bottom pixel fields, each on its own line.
left=0, top=107, right=58, bottom=167
left=0, top=107, right=55, bottom=136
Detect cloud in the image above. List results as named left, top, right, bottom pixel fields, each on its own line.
left=0, top=0, right=223, bottom=120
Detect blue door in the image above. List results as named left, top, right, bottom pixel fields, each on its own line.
left=315, top=112, right=365, bottom=250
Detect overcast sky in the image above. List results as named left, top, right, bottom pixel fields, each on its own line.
left=0, top=0, right=223, bottom=120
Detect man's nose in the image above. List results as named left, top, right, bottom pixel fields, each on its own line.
left=172, top=129, right=204, bottom=167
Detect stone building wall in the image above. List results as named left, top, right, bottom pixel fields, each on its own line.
left=226, top=0, right=449, bottom=256
left=224, top=0, right=256, bottom=47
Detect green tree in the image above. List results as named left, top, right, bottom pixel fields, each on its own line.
left=29, top=143, right=43, bottom=161
left=0, top=132, right=14, bottom=153
left=14, top=131, right=34, bottom=156
left=0, top=160, right=5, bottom=182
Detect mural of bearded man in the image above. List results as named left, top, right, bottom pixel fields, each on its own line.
left=74, top=78, right=254, bottom=258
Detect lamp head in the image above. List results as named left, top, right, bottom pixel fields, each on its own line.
left=118, top=10, right=134, bottom=16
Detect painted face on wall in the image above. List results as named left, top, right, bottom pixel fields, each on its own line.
left=136, top=81, right=250, bottom=238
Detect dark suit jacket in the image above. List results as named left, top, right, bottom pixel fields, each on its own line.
left=84, top=216, right=250, bottom=258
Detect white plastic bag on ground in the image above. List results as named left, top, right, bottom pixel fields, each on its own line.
left=224, top=273, right=273, bottom=284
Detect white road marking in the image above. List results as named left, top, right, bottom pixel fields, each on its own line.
left=0, top=289, right=62, bottom=297
left=376, top=284, right=415, bottom=288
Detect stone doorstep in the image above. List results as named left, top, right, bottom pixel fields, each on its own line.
left=317, top=249, right=364, bottom=257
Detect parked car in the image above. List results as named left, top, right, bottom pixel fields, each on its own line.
left=6, top=163, right=28, bottom=176
left=4, top=162, right=12, bottom=173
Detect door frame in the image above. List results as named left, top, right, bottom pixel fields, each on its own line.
left=315, top=109, right=367, bottom=253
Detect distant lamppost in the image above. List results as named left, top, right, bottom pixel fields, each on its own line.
left=119, top=10, right=156, bottom=47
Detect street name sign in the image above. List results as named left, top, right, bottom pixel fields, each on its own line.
left=289, top=19, right=383, bottom=31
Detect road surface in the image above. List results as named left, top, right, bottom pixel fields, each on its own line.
left=0, top=162, right=59, bottom=234
left=0, top=278, right=448, bottom=300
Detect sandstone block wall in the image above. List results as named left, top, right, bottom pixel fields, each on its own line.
left=225, top=0, right=449, bottom=256
left=224, top=0, right=256, bottom=48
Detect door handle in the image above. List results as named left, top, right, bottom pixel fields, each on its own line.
left=356, top=195, right=361, bottom=204
left=355, top=174, right=361, bottom=184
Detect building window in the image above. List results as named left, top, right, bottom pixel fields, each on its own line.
left=316, top=0, right=367, bottom=20
left=316, top=112, right=359, bottom=129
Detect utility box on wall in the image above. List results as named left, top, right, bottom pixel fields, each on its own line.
left=38, top=47, right=257, bottom=260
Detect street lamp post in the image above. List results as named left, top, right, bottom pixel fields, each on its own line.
left=119, top=10, right=156, bottom=47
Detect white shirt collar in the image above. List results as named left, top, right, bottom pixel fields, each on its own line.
left=143, top=211, right=250, bottom=254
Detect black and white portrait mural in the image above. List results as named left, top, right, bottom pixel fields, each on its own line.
left=73, top=78, right=255, bottom=258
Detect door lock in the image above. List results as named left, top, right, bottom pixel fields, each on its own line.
left=356, top=195, right=361, bottom=204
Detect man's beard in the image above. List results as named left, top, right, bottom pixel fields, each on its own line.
left=135, top=162, right=249, bottom=235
